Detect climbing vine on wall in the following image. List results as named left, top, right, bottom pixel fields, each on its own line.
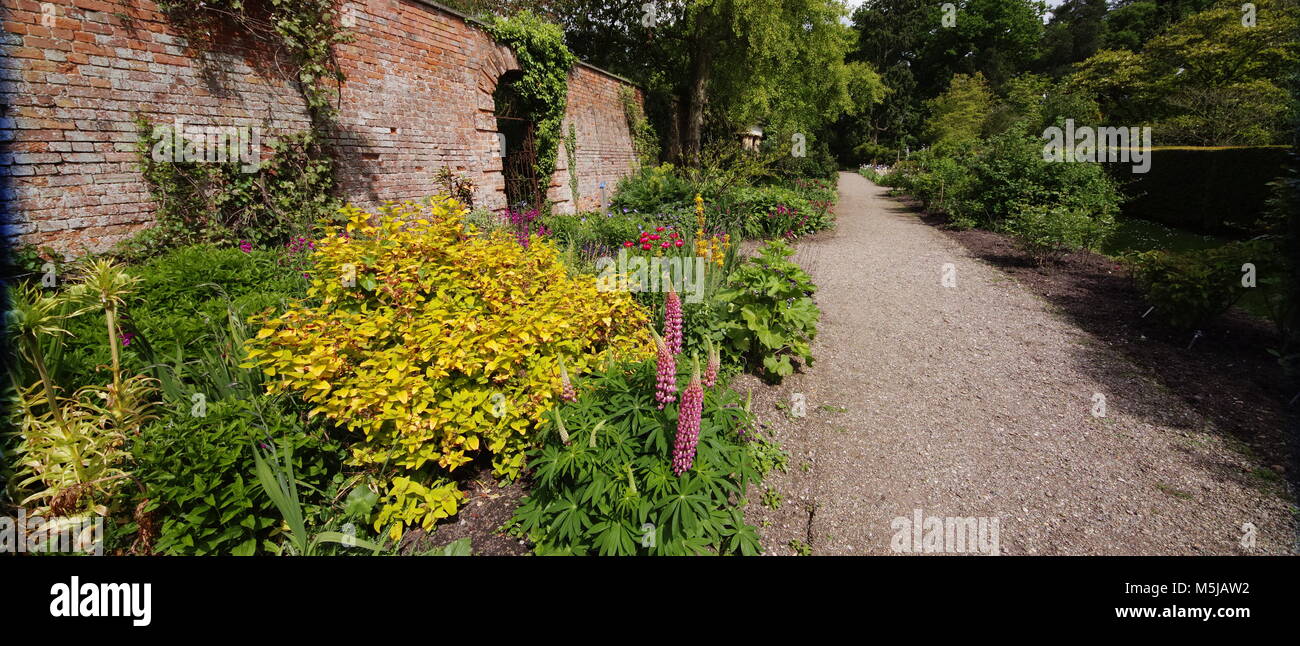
left=130, top=116, right=336, bottom=257
left=620, top=86, right=659, bottom=168
left=155, top=0, right=349, bottom=121
left=565, top=123, right=580, bottom=206
left=484, top=11, right=576, bottom=185
left=130, top=0, right=351, bottom=256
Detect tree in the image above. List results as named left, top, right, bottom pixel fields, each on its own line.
left=923, top=72, right=995, bottom=150
left=1038, top=0, right=1111, bottom=77
left=1067, top=0, right=1299, bottom=144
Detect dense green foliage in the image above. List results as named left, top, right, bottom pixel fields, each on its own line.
left=717, top=241, right=820, bottom=382
left=485, top=12, right=578, bottom=182
left=133, top=399, right=345, bottom=555
left=508, top=360, right=767, bottom=555
left=1124, top=241, right=1267, bottom=329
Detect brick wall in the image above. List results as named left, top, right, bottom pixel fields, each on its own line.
left=0, top=0, right=644, bottom=254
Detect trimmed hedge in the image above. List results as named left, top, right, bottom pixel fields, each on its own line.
left=1115, top=146, right=1290, bottom=235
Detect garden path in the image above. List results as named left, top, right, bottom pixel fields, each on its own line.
left=738, top=172, right=1296, bottom=555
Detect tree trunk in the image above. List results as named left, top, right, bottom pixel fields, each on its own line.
left=684, top=36, right=713, bottom=166
left=666, top=96, right=683, bottom=165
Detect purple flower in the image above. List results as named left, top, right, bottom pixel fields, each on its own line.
left=119, top=332, right=134, bottom=347
left=238, top=240, right=252, bottom=253
left=673, top=364, right=704, bottom=476
left=664, top=289, right=682, bottom=356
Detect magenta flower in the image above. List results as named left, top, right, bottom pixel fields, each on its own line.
left=673, top=360, right=704, bottom=476
left=238, top=240, right=252, bottom=253
left=119, top=332, right=134, bottom=347
left=651, top=329, right=676, bottom=409
left=664, top=288, right=682, bottom=356
left=703, top=339, right=719, bottom=388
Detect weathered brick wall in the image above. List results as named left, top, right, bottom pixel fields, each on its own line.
left=556, top=63, right=642, bottom=212
left=0, top=0, right=643, bottom=253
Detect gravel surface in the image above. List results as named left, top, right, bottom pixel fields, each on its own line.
left=739, top=172, right=1297, bottom=556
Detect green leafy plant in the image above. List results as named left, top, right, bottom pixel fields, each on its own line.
left=717, top=241, right=820, bottom=382
left=509, top=360, right=767, bottom=556
left=611, top=164, right=696, bottom=215
left=252, top=438, right=378, bottom=556
left=132, top=398, right=345, bottom=555
left=1004, top=204, right=1114, bottom=264
left=1124, top=241, right=1266, bottom=330
left=484, top=12, right=577, bottom=183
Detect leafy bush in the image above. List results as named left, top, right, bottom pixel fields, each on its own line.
left=131, top=398, right=346, bottom=555
left=963, top=130, right=1122, bottom=228
left=717, top=240, right=819, bottom=382
left=34, top=243, right=307, bottom=393
left=720, top=185, right=828, bottom=240
left=611, top=164, right=695, bottom=215
left=888, top=131, right=1122, bottom=233
left=244, top=198, right=655, bottom=540
left=508, top=360, right=766, bottom=555
left=1005, top=205, right=1114, bottom=264
left=129, top=244, right=309, bottom=356
left=1124, top=241, right=1265, bottom=329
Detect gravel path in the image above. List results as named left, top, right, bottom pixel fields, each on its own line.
left=740, top=172, right=1297, bottom=556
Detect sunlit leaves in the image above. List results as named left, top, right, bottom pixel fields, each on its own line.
left=244, top=198, right=653, bottom=538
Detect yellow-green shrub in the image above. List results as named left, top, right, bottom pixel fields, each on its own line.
left=243, top=197, right=653, bottom=539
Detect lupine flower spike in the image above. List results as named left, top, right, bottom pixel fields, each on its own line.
left=554, top=407, right=570, bottom=444
left=650, top=328, right=677, bottom=409
left=663, top=279, right=683, bottom=356
left=703, top=338, right=720, bottom=388
left=673, top=357, right=704, bottom=476
left=558, top=356, right=577, bottom=403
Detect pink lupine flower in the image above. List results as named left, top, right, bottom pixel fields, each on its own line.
left=651, top=329, right=676, bottom=409
left=663, top=287, right=682, bottom=356
left=703, top=338, right=719, bottom=388
left=558, top=357, right=577, bottom=403
left=673, top=359, right=704, bottom=476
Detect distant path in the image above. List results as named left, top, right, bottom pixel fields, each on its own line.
left=740, top=171, right=1295, bottom=555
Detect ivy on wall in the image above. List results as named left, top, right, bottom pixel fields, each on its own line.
left=620, top=86, right=659, bottom=168
left=484, top=11, right=577, bottom=186
left=128, top=0, right=351, bottom=256
left=565, top=123, right=580, bottom=207
left=155, top=0, right=350, bottom=122
left=130, top=117, right=337, bottom=257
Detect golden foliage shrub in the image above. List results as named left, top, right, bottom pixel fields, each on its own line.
left=244, top=197, right=653, bottom=539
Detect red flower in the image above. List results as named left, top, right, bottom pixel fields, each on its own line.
left=656, top=226, right=665, bottom=232
left=642, top=243, right=652, bottom=250
left=660, top=241, right=669, bottom=248
left=650, top=234, right=660, bottom=241
left=674, top=239, right=684, bottom=247
left=624, top=241, right=634, bottom=247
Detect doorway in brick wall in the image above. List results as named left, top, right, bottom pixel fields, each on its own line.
left=493, top=70, right=542, bottom=210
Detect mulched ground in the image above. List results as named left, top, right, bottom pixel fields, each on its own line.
left=400, top=459, right=532, bottom=556
left=904, top=197, right=1297, bottom=481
